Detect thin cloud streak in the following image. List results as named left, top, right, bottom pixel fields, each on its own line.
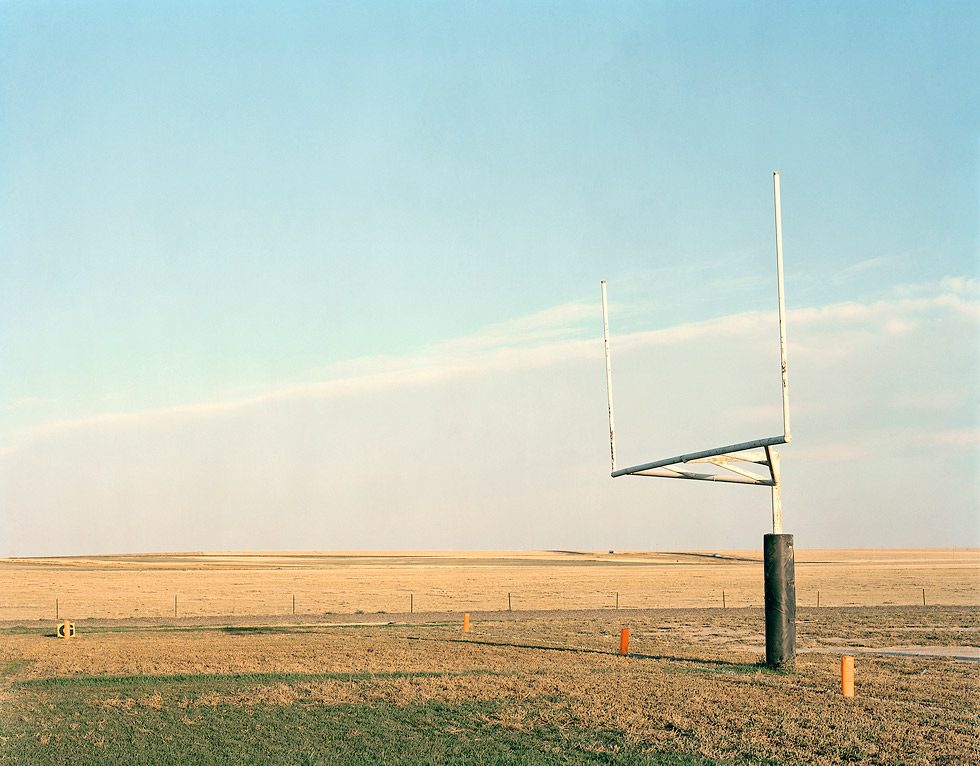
left=2, top=278, right=977, bottom=554
left=2, top=280, right=975, bottom=456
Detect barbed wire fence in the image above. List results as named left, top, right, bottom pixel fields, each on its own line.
left=0, top=586, right=958, bottom=622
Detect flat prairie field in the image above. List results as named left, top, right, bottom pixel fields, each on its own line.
left=0, top=550, right=978, bottom=765
left=1, top=548, right=977, bottom=621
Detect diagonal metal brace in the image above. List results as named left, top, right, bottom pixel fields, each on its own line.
left=633, top=468, right=774, bottom=486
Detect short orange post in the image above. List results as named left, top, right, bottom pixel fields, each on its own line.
left=619, top=627, right=630, bottom=655
left=463, top=612, right=471, bottom=633
left=841, top=655, right=854, bottom=698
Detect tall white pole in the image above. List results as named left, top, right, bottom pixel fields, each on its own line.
left=773, top=171, right=791, bottom=442
left=768, top=446, right=783, bottom=534
left=600, top=280, right=617, bottom=472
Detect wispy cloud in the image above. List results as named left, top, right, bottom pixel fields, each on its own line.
left=2, top=397, right=52, bottom=411
left=834, top=255, right=899, bottom=279
left=901, top=427, right=980, bottom=449
left=890, top=390, right=973, bottom=412
left=791, top=429, right=979, bottom=463
left=2, top=277, right=978, bottom=554
left=941, top=276, right=980, bottom=297
left=2, top=279, right=976, bottom=457
left=420, top=301, right=596, bottom=354
left=0, top=303, right=600, bottom=452
left=790, top=443, right=869, bottom=463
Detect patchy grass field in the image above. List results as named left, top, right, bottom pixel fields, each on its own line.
left=2, top=607, right=977, bottom=765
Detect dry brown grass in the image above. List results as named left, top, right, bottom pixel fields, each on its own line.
left=4, top=548, right=976, bottom=763
left=3, top=608, right=977, bottom=765
left=2, top=548, right=976, bottom=621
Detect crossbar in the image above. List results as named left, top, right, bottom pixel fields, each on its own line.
left=610, top=435, right=787, bottom=478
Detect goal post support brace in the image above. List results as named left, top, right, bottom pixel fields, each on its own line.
left=763, top=533, right=796, bottom=668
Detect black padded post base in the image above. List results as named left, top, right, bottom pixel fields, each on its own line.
left=763, top=533, right=796, bottom=668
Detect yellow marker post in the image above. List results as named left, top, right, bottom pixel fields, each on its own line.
left=619, top=627, right=630, bottom=655
left=462, top=613, right=471, bottom=633
left=841, top=655, right=854, bottom=698
left=56, top=621, right=75, bottom=640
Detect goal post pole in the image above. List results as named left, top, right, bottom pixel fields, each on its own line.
left=773, top=171, right=791, bottom=443
left=600, top=280, right=617, bottom=472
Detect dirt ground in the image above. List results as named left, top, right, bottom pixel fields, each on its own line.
left=1, top=548, right=976, bottom=621
left=2, top=606, right=977, bottom=679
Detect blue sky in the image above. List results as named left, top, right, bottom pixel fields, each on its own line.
left=1, top=1, right=977, bottom=555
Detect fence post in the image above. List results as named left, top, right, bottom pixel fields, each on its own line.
left=292, top=594, right=296, bottom=615
left=410, top=593, right=413, bottom=613
left=508, top=592, right=512, bottom=611
left=56, top=598, right=59, bottom=621
left=722, top=591, right=726, bottom=609
left=922, top=588, right=926, bottom=607
left=616, top=591, right=619, bottom=610
left=817, top=590, right=820, bottom=607
left=174, top=594, right=178, bottom=618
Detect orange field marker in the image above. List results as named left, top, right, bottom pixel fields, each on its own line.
left=463, top=612, right=471, bottom=633
left=841, top=655, right=854, bottom=698
left=619, top=627, right=630, bottom=655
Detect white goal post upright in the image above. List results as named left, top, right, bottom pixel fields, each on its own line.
left=600, top=171, right=791, bottom=534
left=600, top=171, right=797, bottom=668
left=601, top=279, right=617, bottom=473
left=773, top=170, right=791, bottom=444
left=771, top=168, right=788, bottom=534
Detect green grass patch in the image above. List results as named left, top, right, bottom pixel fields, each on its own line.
left=0, top=658, right=32, bottom=677
left=0, top=620, right=454, bottom=638
left=14, top=669, right=494, bottom=690
left=0, top=626, right=53, bottom=636
left=672, top=664, right=765, bottom=676
left=669, top=660, right=792, bottom=677
left=1, top=674, right=713, bottom=766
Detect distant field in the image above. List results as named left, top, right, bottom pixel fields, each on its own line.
left=1, top=549, right=977, bottom=621
left=1, top=607, right=977, bottom=765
